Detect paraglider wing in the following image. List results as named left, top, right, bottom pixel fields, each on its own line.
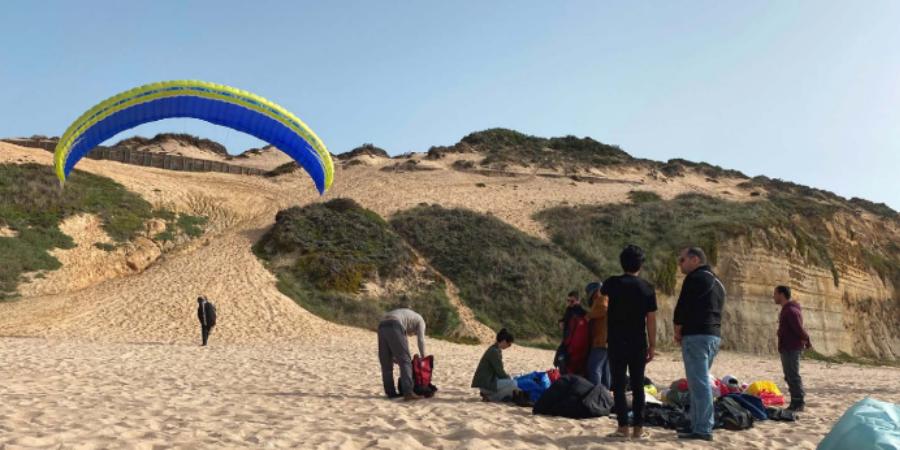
left=54, top=80, right=334, bottom=194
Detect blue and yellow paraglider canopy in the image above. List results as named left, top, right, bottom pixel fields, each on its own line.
left=54, top=80, right=334, bottom=194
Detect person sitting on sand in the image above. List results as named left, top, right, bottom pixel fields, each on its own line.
left=197, top=296, right=216, bottom=347
left=471, top=328, right=531, bottom=406
left=378, top=308, right=427, bottom=401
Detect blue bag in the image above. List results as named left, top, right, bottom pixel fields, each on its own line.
left=515, top=371, right=552, bottom=402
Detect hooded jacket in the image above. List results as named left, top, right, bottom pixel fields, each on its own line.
left=777, top=301, right=810, bottom=353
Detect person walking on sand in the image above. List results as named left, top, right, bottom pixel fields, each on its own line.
left=378, top=308, right=426, bottom=401
left=602, top=245, right=657, bottom=440
left=774, top=285, right=811, bottom=412
left=673, top=247, right=725, bottom=442
left=197, top=296, right=217, bottom=346
left=584, top=281, right=611, bottom=389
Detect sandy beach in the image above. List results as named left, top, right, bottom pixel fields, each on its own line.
left=1, top=337, right=897, bottom=449
left=1, top=142, right=898, bottom=448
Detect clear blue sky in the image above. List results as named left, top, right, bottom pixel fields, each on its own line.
left=2, top=1, right=898, bottom=208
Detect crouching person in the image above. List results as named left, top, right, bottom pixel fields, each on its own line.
left=378, top=308, right=427, bottom=401
left=472, top=329, right=532, bottom=406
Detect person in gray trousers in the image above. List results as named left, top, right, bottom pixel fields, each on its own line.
left=378, top=308, right=427, bottom=401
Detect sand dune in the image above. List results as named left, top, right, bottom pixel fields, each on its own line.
left=0, top=141, right=894, bottom=448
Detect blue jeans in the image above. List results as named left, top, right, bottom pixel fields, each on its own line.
left=681, top=334, right=721, bottom=435
left=481, top=378, right=518, bottom=402
left=587, top=347, right=611, bottom=389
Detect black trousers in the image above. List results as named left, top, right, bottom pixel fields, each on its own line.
left=609, top=344, right=647, bottom=427
left=202, top=325, right=214, bottom=346
left=780, top=350, right=804, bottom=402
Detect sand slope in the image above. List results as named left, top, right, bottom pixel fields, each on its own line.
left=1, top=142, right=895, bottom=448
left=1, top=338, right=897, bottom=449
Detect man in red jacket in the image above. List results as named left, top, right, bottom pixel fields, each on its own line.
left=774, top=286, right=811, bottom=412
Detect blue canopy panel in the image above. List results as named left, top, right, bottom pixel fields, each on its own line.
left=64, top=95, right=326, bottom=194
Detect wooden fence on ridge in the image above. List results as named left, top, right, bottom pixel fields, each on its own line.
left=1, top=138, right=267, bottom=176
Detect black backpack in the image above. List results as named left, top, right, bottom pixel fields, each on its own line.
left=715, top=397, right=755, bottom=431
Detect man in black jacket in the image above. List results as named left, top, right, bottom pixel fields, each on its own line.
left=559, top=290, right=587, bottom=336
left=673, top=247, right=725, bottom=442
left=197, top=296, right=217, bottom=346
left=555, top=291, right=587, bottom=373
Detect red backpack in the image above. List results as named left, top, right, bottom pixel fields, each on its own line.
left=399, top=355, right=438, bottom=398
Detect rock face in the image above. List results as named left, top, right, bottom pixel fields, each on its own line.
left=655, top=232, right=900, bottom=360
left=125, top=238, right=162, bottom=272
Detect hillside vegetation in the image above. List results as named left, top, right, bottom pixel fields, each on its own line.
left=536, top=190, right=900, bottom=297
left=336, top=143, right=390, bottom=160
left=0, top=164, right=200, bottom=299
left=390, top=204, right=595, bottom=345
left=253, top=199, right=461, bottom=338
left=427, top=128, right=635, bottom=171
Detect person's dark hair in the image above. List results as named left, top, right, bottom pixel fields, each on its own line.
left=620, top=244, right=645, bottom=273
left=197, top=296, right=205, bottom=303
left=684, top=247, right=708, bottom=265
left=497, top=328, right=515, bottom=344
left=775, top=285, right=792, bottom=299
left=567, top=290, right=580, bottom=299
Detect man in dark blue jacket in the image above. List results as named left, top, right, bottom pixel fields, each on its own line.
left=197, top=296, right=216, bottom=346
left=774, top=285, right=811, bottom=412
left=673, top=247, right=725, bottom=442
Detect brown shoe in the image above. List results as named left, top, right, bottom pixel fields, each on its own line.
left=404, top=393, right=424, bottom=401
left=632, top=427, right=648, bottom=439
left=607, top=426, right=630, bottom=439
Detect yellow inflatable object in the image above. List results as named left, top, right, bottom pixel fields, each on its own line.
left=746, top=381, right=783, bottom=396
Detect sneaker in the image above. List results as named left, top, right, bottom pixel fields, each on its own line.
left=678, top=433, right=714, bottom=441
left=404, top=393, right=424, bottom=401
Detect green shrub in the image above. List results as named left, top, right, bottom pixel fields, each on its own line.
left=849, top=197, right=900, bottom=220
left=276, top=275, right=461, bottom=338
left=390, top=205, right=595, bottom=342
left=255, top=199, right=463, bottom=339
left=0, top=164, right=158, bottom=299
left=265, top=162, right=300, bottom=177
left=460, top=128, right=631, bottom=170
left=94, top=243, right=117, bottom=252
left=176, top=214, right=208, bottom=238
left=336, top=143, right=390, bottom=160
left=536, top=193, right=839, bottom=294
left=628, top=190, right=662, bottom=204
